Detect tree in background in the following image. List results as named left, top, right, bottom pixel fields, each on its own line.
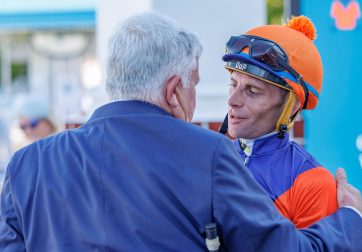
left=268, top=0, right=284, bottom=24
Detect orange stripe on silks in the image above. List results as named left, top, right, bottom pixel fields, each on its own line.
left=274, top=167, right=338, bottom=229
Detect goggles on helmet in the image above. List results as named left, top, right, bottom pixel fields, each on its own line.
left=224, top=35, right=309, bottom=109
left=225, top=35, right=289, bottom=71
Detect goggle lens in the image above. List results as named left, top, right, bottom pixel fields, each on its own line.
left=226, top=35, right=288, bottom=71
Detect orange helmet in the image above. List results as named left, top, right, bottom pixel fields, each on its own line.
left=222, top=16, right=323, bottom=136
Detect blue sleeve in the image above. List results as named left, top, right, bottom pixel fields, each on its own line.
left=212, top=136, right=362, bottom=251
left=0, top=159, right=26, bottom=252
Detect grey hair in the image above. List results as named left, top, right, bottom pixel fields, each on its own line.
left=106, top=11, right=203, bottom=103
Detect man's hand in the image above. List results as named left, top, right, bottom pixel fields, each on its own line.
left=336, top=167, right=362, bottom=214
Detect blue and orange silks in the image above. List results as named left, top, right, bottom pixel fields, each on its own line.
left=234, top=132, right=338, bottom=228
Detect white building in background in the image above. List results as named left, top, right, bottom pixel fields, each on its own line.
left=97, top=0, right=266, bottom=125
left=0, top=0, right=266, bottom=133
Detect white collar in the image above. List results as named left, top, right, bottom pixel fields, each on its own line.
left=238, top=131, right=278, bottom=156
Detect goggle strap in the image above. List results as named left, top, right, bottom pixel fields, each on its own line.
left=276, top=57, right=309, bottom=109
left=290, top=110, right=298, bottom=122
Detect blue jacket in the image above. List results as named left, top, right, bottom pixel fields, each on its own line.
left=1, top=101, right=361, bottom=251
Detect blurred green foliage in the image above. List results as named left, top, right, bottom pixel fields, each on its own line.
left=11, top=63, right=27, bottom=81
left=268, top=0, right=284, bottom=24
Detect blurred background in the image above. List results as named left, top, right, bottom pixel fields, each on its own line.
left=0, top=0, right=361, bottom=190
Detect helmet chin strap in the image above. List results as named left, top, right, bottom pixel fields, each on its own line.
left=276, top=92, right=298, bottom=138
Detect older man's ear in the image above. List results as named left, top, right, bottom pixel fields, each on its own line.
left=165, top=75, right=187, bottom=121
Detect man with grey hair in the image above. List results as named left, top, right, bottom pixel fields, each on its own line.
left=1, top=12, right=361, bottom=252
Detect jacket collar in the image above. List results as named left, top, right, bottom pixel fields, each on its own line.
left=235, top=132, right=290, bottom=156
left=88, top=100, right=171, bottom=122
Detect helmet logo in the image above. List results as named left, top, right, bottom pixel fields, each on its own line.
left=226, top=61, right=247, bottom=71
left=236, top=61, right=247, bottom=71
